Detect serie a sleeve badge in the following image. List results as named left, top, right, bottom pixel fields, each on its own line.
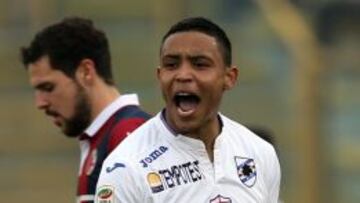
left=234, top=156, right=257, bottom=187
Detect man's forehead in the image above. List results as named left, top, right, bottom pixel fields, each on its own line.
left=164, top=32, right=217, bottom=48
left=28, top=63, right=66, bottom=87
left=161, top=31, right=220, bottom=55
left=29, top=71, right=54, bottom=88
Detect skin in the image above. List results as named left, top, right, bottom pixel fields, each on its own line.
left=158, top=31, right=238, bottom=161
left=28, top=55, right=120, bottom=137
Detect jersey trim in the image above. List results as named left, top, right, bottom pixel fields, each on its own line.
left=85, top=94, right=140, bottom=137
left=77, top=194, right=95, bottom=202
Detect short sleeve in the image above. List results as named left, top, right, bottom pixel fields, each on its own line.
left=95, top=158, right=143, bottom=203
left=265, top=147, right=281, bottom=202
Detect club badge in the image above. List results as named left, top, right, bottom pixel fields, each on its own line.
left=234, top=156, right=257, bottom=187
left=96, top=185, right=114, bottom=203
left=209, top=194, right=232, bottom=203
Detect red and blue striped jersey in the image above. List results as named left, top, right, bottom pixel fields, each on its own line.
left=77, top=94, right=150, bottom=203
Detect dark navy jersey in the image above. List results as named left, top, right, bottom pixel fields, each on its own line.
left=77, top=105, right=150, bottom=203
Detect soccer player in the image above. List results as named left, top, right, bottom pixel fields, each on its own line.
left=95, top=17, right=281, bottom=203
left=21, top=17, right=151, bottom=203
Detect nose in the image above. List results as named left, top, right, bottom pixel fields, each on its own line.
left=34, top=91, right=49, bottom=110
left=175, top=62, right=193, bottom=82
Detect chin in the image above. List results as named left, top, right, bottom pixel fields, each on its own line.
left=63, top=131, right=80, bottom=138
left=173, top=122, right=197, bottom=135
left=62, top=126, right=83, bottom=138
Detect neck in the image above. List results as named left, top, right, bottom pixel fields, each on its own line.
left=162, top=111, right=222, bottom=162
left=192, top=116, right=221, bottom=162
left=89, top=83, right=120, bottom=121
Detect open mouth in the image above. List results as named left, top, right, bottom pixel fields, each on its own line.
left=173, top=92, right=200, bottom=115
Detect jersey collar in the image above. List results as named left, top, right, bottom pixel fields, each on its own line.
left=159, top=109, right=224, bottom=136
left=83, top=94, right=140, bottom=138
left=159, top=109, right=225, bottom=151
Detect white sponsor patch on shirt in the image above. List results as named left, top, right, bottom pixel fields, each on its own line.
left=96, top=185, right=114, bottom=203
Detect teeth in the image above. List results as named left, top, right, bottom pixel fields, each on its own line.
left=176, top=92, right=191, bottom=96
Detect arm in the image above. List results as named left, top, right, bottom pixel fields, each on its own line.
left=266, top=147, right=281, bottom=203
left=95, top=159, right=143, bottom=203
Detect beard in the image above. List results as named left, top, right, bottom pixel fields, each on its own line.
left=62, top=85, right=92, bottom=138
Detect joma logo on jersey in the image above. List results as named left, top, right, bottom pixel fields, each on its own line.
left=140, top=146, right=168, bottom=168
left=106, top=162, right=126, bottom=173
left=147, top=160, right=204, bottom=193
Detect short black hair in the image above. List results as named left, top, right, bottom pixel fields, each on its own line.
left=21, top=17, right=114, bottom=85
left=161, top=17, right=232, bottom=67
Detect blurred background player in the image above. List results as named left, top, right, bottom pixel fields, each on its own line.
left=21, top=17, right=150, bottom=203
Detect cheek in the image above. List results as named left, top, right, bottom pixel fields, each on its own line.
left=59, top=99, right=77, bottom=118
left=200, top=75, right=225, bottom=92
left=158, top=75, right=173, bottom=91
left=58, top=90, right=80, bottom=115
left=50, top=91, right=69, bottom=110
left=158, top=72, right=172, bottom=83
left=157, top=81, right=169, bottom=103
left=201, top=80, right=226, bottom=104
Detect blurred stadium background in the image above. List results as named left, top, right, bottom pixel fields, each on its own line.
left=0, top=0, right=359, bottom=202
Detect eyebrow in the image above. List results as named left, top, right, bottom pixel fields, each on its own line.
left=162, top=54, right=180, bottom=60
left=34, top=82, right=52, bottom=90
left=162, top=53, right=212, bottom=61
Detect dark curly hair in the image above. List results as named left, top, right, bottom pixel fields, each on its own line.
left=21, top=17, right=114, bottom=85
left=161, top=17, right=232, bottom=67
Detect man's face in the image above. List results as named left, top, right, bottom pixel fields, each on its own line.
left=28, top=56, right=91, bottom=137
left=158, top=31, right=237, bottom=136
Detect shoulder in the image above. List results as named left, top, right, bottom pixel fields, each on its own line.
left=221, top=115, right=281, bottom=185
left=97, top=115, right=165, bottom=199
left=112, top=105, right=151, bottom=124
left=97, top=154, right=145, bottom=202
left=221, top=115, right=278, bottom=160
left=106, top=114, right=164, bottom=164
left=107, top=106, right=151, bottom=151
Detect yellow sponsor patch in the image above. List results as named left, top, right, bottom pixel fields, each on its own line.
left=147, top=172, right=164, bottom=193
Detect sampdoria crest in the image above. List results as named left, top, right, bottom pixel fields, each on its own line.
left=234, top=156, right=257, bottom=187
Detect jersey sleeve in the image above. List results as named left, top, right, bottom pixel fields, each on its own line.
left=95, top=158, right=143, bottom=203
left=265, top=146, right=281, bottom=202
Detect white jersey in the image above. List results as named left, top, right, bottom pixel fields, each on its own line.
left=95, top=112, right=281, bottom=203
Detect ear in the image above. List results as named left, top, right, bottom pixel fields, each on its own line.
left=75, top=59, right=97, bottom=87
left=156, top=66, right=161, bottom=80
left=224, top=65, right=238, bottom=90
